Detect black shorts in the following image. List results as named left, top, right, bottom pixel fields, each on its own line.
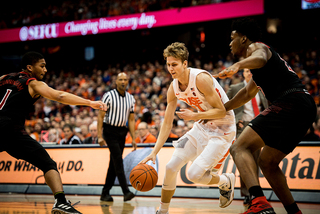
left=249, top=92, right=317, bottom=154
left=0, top=116, right=57, bottom=173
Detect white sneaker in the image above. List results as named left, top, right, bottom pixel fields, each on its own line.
left=156, top=210, right=169, bottom=214
left=218, top=173, right=235, bottom=208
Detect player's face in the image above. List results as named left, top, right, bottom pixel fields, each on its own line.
left=166, top=56, right=187, bottom=79
left=30, top=59, right=47, bottom=80
left=229, top=30, right=243, bottom=57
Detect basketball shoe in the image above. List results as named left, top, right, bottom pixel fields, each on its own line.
left=243, top=195, right=251, bottom=211
left=218, top=173, right=235, bottom=208
left=52, top=199, right=82, bottom=214
left=243, top=196, right=275, bottom=214
left=156, top=210, right=168, bottom=214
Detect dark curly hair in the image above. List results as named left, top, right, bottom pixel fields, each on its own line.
left=21, top=51, right=44, bottom=70
left=231, top=18, right=262, bottom=42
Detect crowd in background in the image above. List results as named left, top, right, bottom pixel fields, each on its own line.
left=24, top=47, right=320, bottom=144
left=0, top=0, right=232, bottom=29
left=1, top=0, right=319, bottom=143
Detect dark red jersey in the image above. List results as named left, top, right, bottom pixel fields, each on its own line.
left=0, top=72, right=39, bottom=127
left=250, top=44, right=305, bottom=103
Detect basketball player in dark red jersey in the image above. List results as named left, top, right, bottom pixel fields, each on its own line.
left=0, top=52, right=107, bottom=214
left=215, top=18, right=316, bottom=214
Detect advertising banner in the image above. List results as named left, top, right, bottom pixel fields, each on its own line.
left=0, top=0, right=264, bottom=43
left=302, top=0, right=320, bottom=10
left=0, top=145, right=319, bottom=190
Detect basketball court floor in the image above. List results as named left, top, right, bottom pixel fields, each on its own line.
left=0, top=193, right=319, bottom=214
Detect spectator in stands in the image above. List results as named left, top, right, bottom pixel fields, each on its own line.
left=174, top=127, right=184, bottom=138
left=135, top=122, right=157, bottom=143
left=48, top=128, right=61, bottom=144
left=83, top=121, right=98, bottom=144
left=77, top=124, right=91, bottom=141
left=150, top=126, right=159, bottom=138
left=60, top=124, right=82, bottom=144
left=30, top=122, right=42, bottom=142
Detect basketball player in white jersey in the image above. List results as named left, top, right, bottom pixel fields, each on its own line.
left=140, top=42, right=236, bottom=214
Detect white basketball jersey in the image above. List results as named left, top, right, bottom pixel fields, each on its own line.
left=173, top=68, right=235, bottom=136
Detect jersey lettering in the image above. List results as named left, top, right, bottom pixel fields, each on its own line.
left=180, top=97, right=205, bottom=112
left=0, top=89, right=12, bottom=110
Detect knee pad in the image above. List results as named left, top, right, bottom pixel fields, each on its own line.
left=187, top=163, right=211, bottom=185
left=162, top=156, right=186, bottom=190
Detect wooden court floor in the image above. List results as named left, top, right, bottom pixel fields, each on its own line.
left=0, top=193, right=319, bottom=214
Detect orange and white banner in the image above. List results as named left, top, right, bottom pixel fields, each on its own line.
left=0, top=145, right=319, bottom=190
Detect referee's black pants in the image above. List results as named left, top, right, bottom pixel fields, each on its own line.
left=102, top=124, right=130, bottom=195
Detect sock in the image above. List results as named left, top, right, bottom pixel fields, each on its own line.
left=158, top=202, right=170, bottom=213
left=217, top=174, right=228, bottom=186
left=248, top=186, right=264, bottom=198
left=284, top=202, right=300, bottom=214
left=54, top=191, right=67, bottom=203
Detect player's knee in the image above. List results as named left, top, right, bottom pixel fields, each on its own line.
left=258, top=155, right=276, bottom=170
left=230, top=143, right=237, bottom=157
left=165, top=162, right=180, bottom=175
left=187, top=164, right=206, bottom=184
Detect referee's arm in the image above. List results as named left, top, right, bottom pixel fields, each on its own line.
left=97, top=110, right=107, bottom=147
left=128, top=112, right=137, bottom=151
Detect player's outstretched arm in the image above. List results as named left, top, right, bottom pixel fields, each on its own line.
left=225, top=78, right=259, bottom=111
left=139, top=83, right=177, bottom=164
left=214, top=43, right=269, bottom=79
left=29, top=80, right=107, bottom=111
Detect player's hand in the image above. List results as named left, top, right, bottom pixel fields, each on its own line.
left=98, top=137, right=107, bottom=147
left=139, top=152, right=156, bottom=165
left=213, top=64, right=240, bottom=79
left=176, top=109, right=195, bottom=121
left=132, top=141, right=137, bottom=151
left=90, top=101, right=107, bottom=111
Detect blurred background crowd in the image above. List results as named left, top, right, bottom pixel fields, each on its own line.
left=1, top=0, right=320, bottom=144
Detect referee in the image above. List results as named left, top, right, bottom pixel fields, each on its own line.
left=98, top=72, right=137, bottom=202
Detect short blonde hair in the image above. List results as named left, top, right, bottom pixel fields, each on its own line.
left=163, top=42, right=189, bottom=62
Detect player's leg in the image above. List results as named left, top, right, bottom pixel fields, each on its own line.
left=240, top=149, right=260, bottom=210
left=259, top=146, right=294, bottom=204
left=187, top=136, right=235, bottom=208
left=230, top=126, right=275, bottom=214
left=7, top=133, right=82, bottom=213
left=230, top=126, right=264, bottom=191
left=157, top=138, right=197, bottom=214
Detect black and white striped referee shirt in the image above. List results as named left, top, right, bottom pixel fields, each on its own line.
left=101, top=89, right=135, bottom=127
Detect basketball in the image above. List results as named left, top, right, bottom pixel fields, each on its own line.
left=130, top=163, right=158, bottom=192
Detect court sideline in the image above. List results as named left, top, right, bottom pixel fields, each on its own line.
left=0, top=193, right=319, bottom=214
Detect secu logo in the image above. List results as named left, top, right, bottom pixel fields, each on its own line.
left=19, top=24, right=59, bottom=41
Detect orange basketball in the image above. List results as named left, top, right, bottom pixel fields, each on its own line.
left=130, top=163, right=158, bottom=192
